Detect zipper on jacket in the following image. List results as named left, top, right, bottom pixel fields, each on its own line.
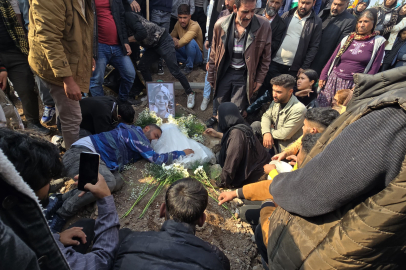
left=270, top=215, right=292, bottom=261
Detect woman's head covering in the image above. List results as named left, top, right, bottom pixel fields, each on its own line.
left=358, top=0, right=371, bottom=7
left=217, top=102, right=246, bottom=133
left=217, top=103, right=257, bottom=168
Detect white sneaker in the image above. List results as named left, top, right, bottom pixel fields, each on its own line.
left=187, top=92, right=195, bottom=109
left=200, top=97, right=209, bottom=111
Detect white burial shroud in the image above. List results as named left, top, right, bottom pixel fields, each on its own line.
left=151, top=123, right=215, bottom=168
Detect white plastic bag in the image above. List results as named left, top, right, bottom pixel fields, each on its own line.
left=267, top=161, right=292, bottom=180
left=151, top=123, right=215, bottom=168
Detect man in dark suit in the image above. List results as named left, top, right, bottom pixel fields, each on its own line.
left=255, top=0, right=287, bottom=99
left=310, top=0, right=356, bottom=75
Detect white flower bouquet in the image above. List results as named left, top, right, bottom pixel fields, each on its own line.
left=122, top=162, right=189, bottom=218
left=135, top=109, right=163, bottom=127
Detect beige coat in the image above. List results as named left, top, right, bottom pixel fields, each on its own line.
left=260, top=94, right=306, bottom=151
left=28, top=0, right=94, bottom=92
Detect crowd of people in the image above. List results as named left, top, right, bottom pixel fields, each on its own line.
left=1, top=0, right=406, bottom=268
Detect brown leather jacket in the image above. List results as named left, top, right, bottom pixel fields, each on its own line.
left=28, top=0, right=95, bottom=92
left=207, top=13, right=272, bottom=103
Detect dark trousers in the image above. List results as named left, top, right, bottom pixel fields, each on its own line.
left=0, top=48, right=39, bottom=123
left=239, top=201, right=261, bottom=225
left=215, top=68, right=247, bottom=115
left=255, top=61, right=296, bottom=100
left=169, top=17, right=178, bottom=33
left=136, top=32, right=192, bottom=95
left=191, top=6, right=207, bottom=39
left=255, top=223, right=269, bottom=269
left=67, top=218, right=96, bottom=254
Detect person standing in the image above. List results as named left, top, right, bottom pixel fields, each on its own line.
left=317, top=10, right=385, bottom=107
left=374, top=0, right=399, bottom=40
left=125, top=11, right=195, bottom=108
left=381, top=28, right=406, bottom=71
left=252, top=0, right=286, bottom=101
left=90, top=0, right=136, bottom=104
left=250, top=0, right=322, bottom=113
left=0, top=0, right=50, bottom=135
left=150, top=0, right=173, bottom=75
left=310, top=0, right=356, bottom=75
left=207, top=0, right=272, bottom=124
left=347, top=0, right=369, bottom=19
left=200, top=0, right=234, bottom=112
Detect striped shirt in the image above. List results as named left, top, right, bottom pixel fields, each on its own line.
left=230, top=26, right=246, bottom=69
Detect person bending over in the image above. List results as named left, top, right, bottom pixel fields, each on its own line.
left=251, top=74, right=307, bottom=155
left=0, top=129, right=119, bottom=270
left=204, top=102, right=271, bottom=188
left=50, top=123, right=194, bottom=232
left=114, top=178, right=230, bottom=270
left=272, top=107, right=339, bottom=165
left=217, top=133, right=321, bottom=225
left=125, top=11, right=195, bottom=108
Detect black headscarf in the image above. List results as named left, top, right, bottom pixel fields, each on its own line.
left=218, top=103, right=257, bottom=167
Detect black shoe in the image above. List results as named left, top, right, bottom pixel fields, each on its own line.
left=157, top=64, right=164, bottom=75
left=26, top=121, right=51, bottom=135
left=181, top=66, right=193, bottom=75
left=205, top=116, right=217, bottom=128
left=127, top=98, right=142, bottom=106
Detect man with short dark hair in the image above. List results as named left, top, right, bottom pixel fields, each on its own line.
left=310, top=0, right=356, bottom=75
left=171, top=4, right=203, bottom=108
left=207, top=0, right=272, bottom=124
left=49, top=123, right=194, bottom=233
left=254, top=0, right=287, bottom=99
left=114, top=178, right=230, bottom=270
left=272, top=107, right=340, bottom=163
left=251, top=74, right=307, bottom=154
left=0, top=128, right=120, bottom=270
left=260, top=0, right=322, bottom=87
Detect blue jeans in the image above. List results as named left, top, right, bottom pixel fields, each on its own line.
left=203, top=48, right=211, bottom=99
left=175, top=39, right=203, bottom=69
left=90, top=43, right=136, bottom=102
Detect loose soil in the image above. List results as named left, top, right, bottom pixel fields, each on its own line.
left=11, top=66, right=264, bottom=269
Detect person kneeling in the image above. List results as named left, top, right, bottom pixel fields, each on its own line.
left=114, top=178, right=230, bottom=270
left=204, top=102, right=272, bottom=188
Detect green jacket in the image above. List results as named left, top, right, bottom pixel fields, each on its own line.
left=266, top=66, right=406, bottom=269
left=261, top=94, right=306, bottom=152
left=28, top=0, right=94, bottom=92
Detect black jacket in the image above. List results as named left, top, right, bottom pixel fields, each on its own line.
left=270, top=14, right=287, bottom=58
left=0, top=151, right=70, bottom=270
left=125, top=11, right=165, bottom=48
left=310, top=9, right=356, bottom=75
left=114, top=219, right=230, bottom=270
left=280, top=8, right=323, bottom=72
left=95, top=0, right=129, bottom=57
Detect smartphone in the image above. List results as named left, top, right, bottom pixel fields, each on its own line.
left=78, top=152, right=100, bottom=191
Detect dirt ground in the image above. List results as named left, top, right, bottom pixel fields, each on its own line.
left=11, top=66, right=264, bottom=270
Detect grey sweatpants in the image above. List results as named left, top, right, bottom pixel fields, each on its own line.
left=57, top=145, right=123, bottom=219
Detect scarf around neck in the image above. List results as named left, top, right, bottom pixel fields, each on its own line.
left=335, top=32, right=377, bottom=60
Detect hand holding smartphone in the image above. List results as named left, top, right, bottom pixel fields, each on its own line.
left=78, top=152, right=100, bottom=191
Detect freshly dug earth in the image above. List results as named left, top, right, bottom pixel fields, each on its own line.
left=12, top=66, right=264, bottom=269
